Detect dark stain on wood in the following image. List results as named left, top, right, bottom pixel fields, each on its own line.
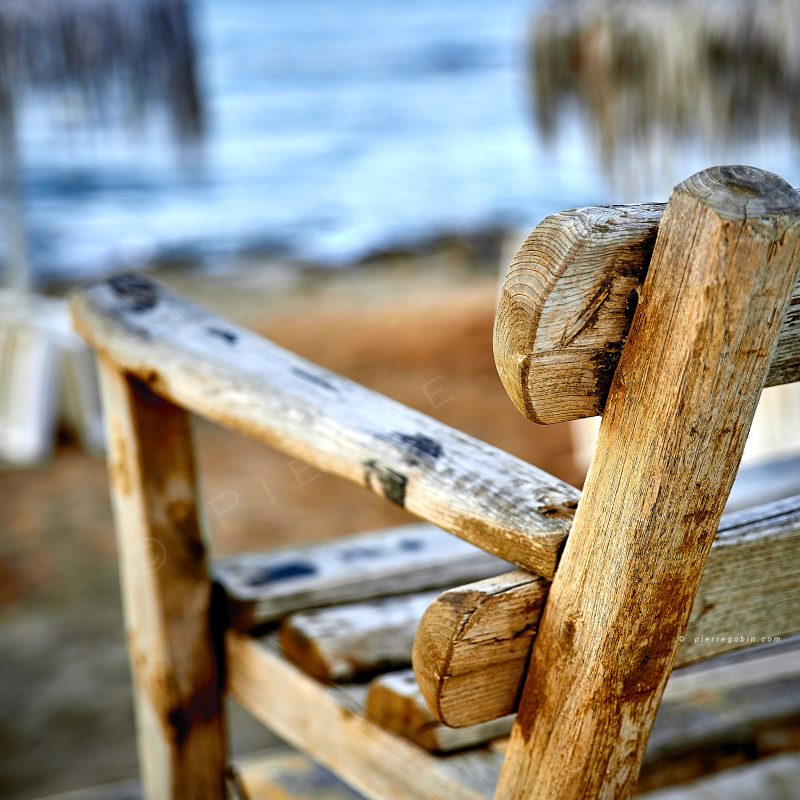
left=513, top=665, right=545, bottom=745
left=207, top=326, right=238, bottom=344
left=292, top=367, right=337, bottom=392
left=559, top=280, right=614, bottom=348
left=399, top=538, right=424, bottom=552
left=164, top=681, right=222, bottom=753
left=209, top=581, right=229, bottom=689
left=590, top=342, right=626, bottom=413
left=109, top=273, right=159, bottom=313
left=436, top=590, right=470, bottom=612
left=682, top=509, right=716, bottom=526
left=538, top=500, right=579, bottom=521
left=245, top=560, right=317, bottom=586
left=337, top=545, right=383, bottom=561
left=364, top=460, right=408, bottom=507
left=165, top=498, right=206, bottom=564
left=384, top=432, right=443, bottom=466
left=562, top=617, right=576, bottom=648
left=625, top=286, right=640, bottom=328
left=519, top=353, right=538, bottom=422
left=618, top=644, right=670, bottom=701
left=129, top=372, right=170, bottom=408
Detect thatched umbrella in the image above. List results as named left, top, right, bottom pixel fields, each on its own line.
left=0, top=0, right=203, bottom=290
left=530, top=0, right=800, bottom=188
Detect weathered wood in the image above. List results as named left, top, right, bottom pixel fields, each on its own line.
left=638, top=753, right=800, bottom=800
left=226, top=631, right=502, bottom=800
left=71, top=275, right=579, bottom=577
left=234, top=750, right=365, bottom=800
left=370, top=638, right=800, bottom=755
left=281, top=591, right=440, bottom=681
left=223, top=453, right=800, bottom=635
left=215, top=524, right=510, bottom=630
left=643, top=638, right=800, bottom=787
left=98, top=363, right=226, bottom=799
left=228, top=632, right=800, bottom=799
left=364, top=669, right=515, bottom=753
left=496, top=166, right=800, bottom=799
left=414, top=571, right=548, bottom=728
left=414, top=494, right=800, bottom=726
left=494, top=199, right=800, bottom=424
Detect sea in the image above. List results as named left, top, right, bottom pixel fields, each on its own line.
left=7, top=0, right=800, bottom=283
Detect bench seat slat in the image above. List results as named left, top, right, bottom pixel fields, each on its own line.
left=414, top=494, right=800, bottom=727
left=214, top=523, right=510, bottom=629
left=366, top=640, right=800, bottom=756
left=227, top=632, right=800, bottom=798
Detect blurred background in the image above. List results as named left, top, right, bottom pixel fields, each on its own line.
left=2, top=0, right=800, bottom=797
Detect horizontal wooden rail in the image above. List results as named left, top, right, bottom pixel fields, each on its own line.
left=227, top=632, right=497, bottom=800
left=494, top=196, right=800, bottom=424
left=70, top=275, right=578, bottom=577
left=214, top=523, right=511, bottom=630
left=413, top=495, right=800, bottom=727
left=281, top=591, right=440, bottom=682
left=371, top=640, right=800, bottom=754
left=228, top=631, right=800, bottom=799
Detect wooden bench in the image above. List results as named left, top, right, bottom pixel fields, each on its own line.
left=70, top=165, right=800, bottom=799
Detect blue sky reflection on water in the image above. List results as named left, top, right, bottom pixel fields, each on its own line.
left=9, top=0, right=800, bottom=282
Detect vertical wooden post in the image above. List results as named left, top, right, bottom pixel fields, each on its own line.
left=99, top=363, right=227, bottom=799
left=495, top=166, right=800, bottom=799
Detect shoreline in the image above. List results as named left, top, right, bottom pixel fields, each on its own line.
left=37, top=223, right=521, bottom=301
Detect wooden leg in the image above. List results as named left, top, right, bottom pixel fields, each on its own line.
left=495, top=167, right=800, bottom=798
left=99, top=363, right=227, bottom=799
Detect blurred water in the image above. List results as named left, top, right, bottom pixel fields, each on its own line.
left=7, top=0, right=800, bottom=282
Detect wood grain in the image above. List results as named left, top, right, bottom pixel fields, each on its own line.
left=228, top=632, right=800, bottom=799
left=494, top=198, right=800, bottom=424
left=364, top=669, right=514, bottom=753
left=214, top=523, right=510, bottom=630
left=98, top=363, right=226, bottom=799
left=234, top=750, right=365, bottom=799
left=414, top=495, right=800, bottom=727
left=281, top=592, right=440, bottom=682
left=638, top=754, right=800, bottom=800
left=495, top=165, right=800, bottom=799
left=71, top=275, right=579, bottom=577
left=375, top=638, right=800, bottom=756
left=226, top=631, right=502, bottom=800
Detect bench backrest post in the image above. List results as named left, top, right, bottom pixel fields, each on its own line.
left=495, top=166, right=800, bottom=798
left=98, top=362, right=227, bottom=799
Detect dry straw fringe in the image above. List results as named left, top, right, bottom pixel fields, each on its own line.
left=0, top=0, right=203, bottom=137
left=531, top=0, right=800, bottom=174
